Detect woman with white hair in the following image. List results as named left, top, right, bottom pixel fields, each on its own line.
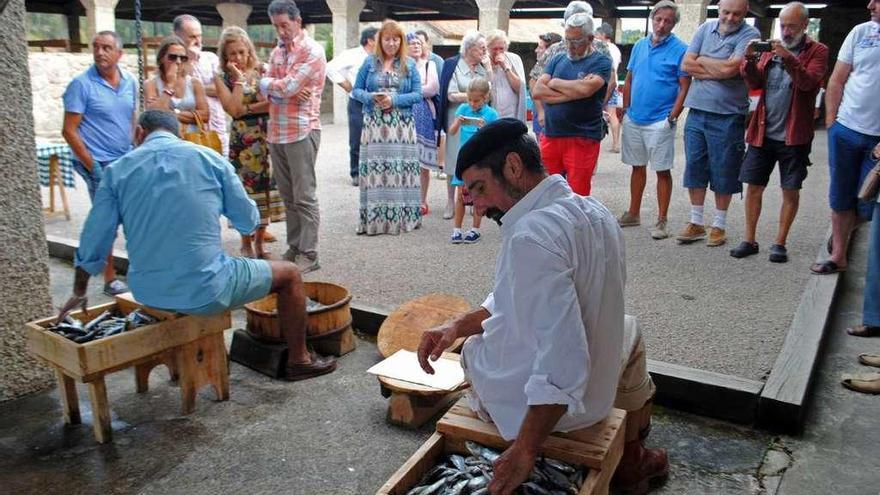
left=442, top=31, right=490, bottom=219
left=486, top=30, right=527, bottom=122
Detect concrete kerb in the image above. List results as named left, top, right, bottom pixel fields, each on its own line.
left=45, top=228, right=843, bottom=431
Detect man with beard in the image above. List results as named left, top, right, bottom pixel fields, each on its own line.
left=730, top=2, right=828, bottom=262
left=532, top=13, right=612, bottom=196
left=678, top=0, right=759, bottom=247
left=174, top=15, right=229, bottom=156
left=418, top=119, right=668, bottom=495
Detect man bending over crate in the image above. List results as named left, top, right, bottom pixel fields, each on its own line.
left=417, top=119, right=667, bottom=495
left=57, top=109, right=336, bottom=381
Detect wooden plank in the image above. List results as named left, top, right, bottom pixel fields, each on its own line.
left=759, top=226, right=842, bottom=433
left=648, top=359, right=763, bottom=424
left=376, top=432, right=446, bottom=495
left=350, top=303, right=390, bottom=335
left=387, top=390, right=464, bottom=428
left=45, top=235, right=130, bottom=275
left=26, top=301, right=118, bottom=378
left=54, top=367, right=80, bottom=425
left=86, top=378, right=112, bottom=443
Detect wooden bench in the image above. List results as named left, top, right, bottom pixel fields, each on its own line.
left=377, top=398, right=626, bottom=495
left=26, top=294, right=231, bottom=443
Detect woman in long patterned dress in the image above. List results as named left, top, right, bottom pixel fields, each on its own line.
left=406, top=32, right=440, bottom=216
left=351, top=20, right=423, bottom=235
left=214, top=26, right=285, bottom=258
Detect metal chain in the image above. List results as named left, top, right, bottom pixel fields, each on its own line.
left=135, top=0, right=144, bottom=111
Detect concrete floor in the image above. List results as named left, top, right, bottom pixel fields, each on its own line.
left=41, top=121, right=831, bottom=381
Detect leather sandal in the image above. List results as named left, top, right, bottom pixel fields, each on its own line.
left=858, top=354, right=880, bottom=368
left=810, top=260, right=846, bottom=275
left=847, top=325, right=880, bottom=337
left=841, top=372, right=880, bottom=394
left=285, top=353, right=337, bottom=381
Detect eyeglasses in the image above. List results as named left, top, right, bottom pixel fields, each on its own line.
left=564, top=38, right=588, bottom=47
left=167, top=54, right=189, bottom=62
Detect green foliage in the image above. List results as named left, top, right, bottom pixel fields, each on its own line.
left=620, top=29, right=645, bottom=45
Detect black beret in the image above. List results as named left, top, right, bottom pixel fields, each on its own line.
left=455, top=118, right=528, bottom=180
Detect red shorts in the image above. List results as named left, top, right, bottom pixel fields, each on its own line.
left=539, top=135, right=600, bottom=195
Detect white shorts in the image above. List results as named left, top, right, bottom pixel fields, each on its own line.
left=621, top=114, right=675, bottom=171
left=607, top=89, right=623, bottom=108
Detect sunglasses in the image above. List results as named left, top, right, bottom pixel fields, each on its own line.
left=167, top=53, right=189, bottom=62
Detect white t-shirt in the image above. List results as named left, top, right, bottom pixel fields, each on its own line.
left=837, top=21, right=880, bottom=136
left=608, top=41, right=622, bottom=72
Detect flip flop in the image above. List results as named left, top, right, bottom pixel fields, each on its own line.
left=810, top=260, right=846, bottom=275
left=858, top=353, right=880, bottom=368
left=847, top=325, right=880, bottom=337
left=841, top=372, right=880, bottom=394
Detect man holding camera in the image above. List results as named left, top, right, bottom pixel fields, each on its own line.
left=729, top=2, right=828, bottom=262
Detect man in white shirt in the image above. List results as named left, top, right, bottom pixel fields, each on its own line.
left=174, top=14, right=229, bottom=156
left=326, top=27, right=377, bottom=186
left=418, top=119, right=668, bottom=495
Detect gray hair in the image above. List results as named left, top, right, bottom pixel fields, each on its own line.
left=93, top=30, right=123, bottom=50
left=565, top=12, right=594, bottom=36
left=172, top=14, right=200, bottom=36
left=460, top=31, right=486, bottom=55
left=268, top=0, right=301, bottom=19
left=650, top=0, right=681, bottom=24
left=564, top=1, right=593, bottom=21
left=138, top=110, right=180, bottom=137
left=781, top=1, right=809, bottom=20
left=486, top=29, right=509, bottom=48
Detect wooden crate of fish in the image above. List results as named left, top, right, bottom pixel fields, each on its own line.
left=377, top=400, right=626, bottom=495
left=25, top=293, right=231, bottom=443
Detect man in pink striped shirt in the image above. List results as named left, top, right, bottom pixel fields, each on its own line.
left=260, top=0, right=326, bottom=273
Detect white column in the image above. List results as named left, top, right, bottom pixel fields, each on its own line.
left=325, top=0, right=365, bottom=124
left=676, top=0, right=710, bottom=44
left=475, top=0, right=516, bottom=33
left=217, top=3, right=253, bottom=29
left=79, top=0, right=119, bottom=44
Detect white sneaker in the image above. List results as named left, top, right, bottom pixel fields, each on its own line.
left=443, top=202, right=454, bottom=220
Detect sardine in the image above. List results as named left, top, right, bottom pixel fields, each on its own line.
left=83, top=311, right=112, bottom=332
left=542, top=457, right=576, bottom=475
left=466, top=475, right=487, bottom=491
left=447, top=478, right=469, bottom=495
left=470, top=488, right=488, bottom=495
left=465, top=441, right=500, bottom=463
left=521, top=482, right=551, bottom=495
left=420, top=477, right=448, bottom=495
left=449, top=454, right=467, bottom=471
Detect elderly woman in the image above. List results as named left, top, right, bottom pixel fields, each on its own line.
left=351, top=20, right=423, bottom=235
left=407, top=33, right=440, bottom=216
left=214, top=26, right=284, bottom=259
left=144, top=35, right=209, bottom=132
left=442, top=31, right=490, bottom=219
left=486, top=30, right=526, bottom=122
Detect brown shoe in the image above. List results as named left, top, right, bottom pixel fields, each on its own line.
left=618, top=212, right=641, bottom=227
left=285, top=354, right=337, bottom=381
left=613, top=442, right=669, bottom=495
left=706, top=227, right=726, bottom=247
left=675, top=223, right=706, bottom=244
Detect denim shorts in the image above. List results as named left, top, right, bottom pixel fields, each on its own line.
left=683, top=109, right=746, bottom=195
left=72, top=158, right=110, bottom=201
left=827, top=121, right=880, bottom=219
left=181, top=258, right=273, bottom=316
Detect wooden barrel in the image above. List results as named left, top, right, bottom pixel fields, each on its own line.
left=244, top=281, right=352, bottom=344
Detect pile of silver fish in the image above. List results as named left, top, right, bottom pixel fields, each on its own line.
left=406, top=441, right=585, bottom=495
left=47, top=309, right=159, bottom=344
left=305, top=297, right=325, bottom=313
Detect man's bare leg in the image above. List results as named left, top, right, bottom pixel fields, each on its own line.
left=627, top=166, right=647, bottom=218
left=744, top=184, right=764, bottom=244
left=656, top=170, right=672, bottom=222
left=775, top=188, right=800, bottom=246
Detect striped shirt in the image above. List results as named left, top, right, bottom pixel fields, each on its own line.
left=260, top=31, right=326, bottom=144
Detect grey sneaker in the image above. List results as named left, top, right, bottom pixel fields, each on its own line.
left=103, top=279, right=129, bottom=296
left=282, top=248, right=299, bottom=262
left=294, top=253, right=320, bottom=274
left=617, top=211, right=641, bottom=227
left=650, top=220, right=669, bottom=240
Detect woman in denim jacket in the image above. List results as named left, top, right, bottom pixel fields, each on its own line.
left=351, top=20, right=423, bottom=235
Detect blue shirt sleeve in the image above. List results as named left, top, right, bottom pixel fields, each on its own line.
left=544, top=53, right=561, bottom=77
left=455, top=103, right=467, bottom=117
left=595, top=55, right=613, bottom=83
left=350, top=57, right=374, bottom=108
left=62, top=77, right=88, bottom=114
left=392, top=60, right=423, bottom=109
left=74, top=167, right=120, bottom=275
left=217, top=154, right=259, bottom=236
left=687, top=22, right=707, bottom=55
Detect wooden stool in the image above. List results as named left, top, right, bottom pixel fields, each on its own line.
left=26, top=294, right=231, bottom=443
left=378, top=398, right=627, bottom=495
left=42, top=154, right=70, bottom=220
left=373, top=294, right=471, bottom=428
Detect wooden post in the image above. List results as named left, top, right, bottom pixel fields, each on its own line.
left=86, top=378, right=112, bottom=443
left=54, top=367, right=81, bottom=424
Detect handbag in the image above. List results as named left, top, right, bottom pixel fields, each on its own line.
left=858, top=157, right=880, bottom=202
left=183, top=111, right=223, bottom=155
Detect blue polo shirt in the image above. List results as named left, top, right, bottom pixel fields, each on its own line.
left=62, top=65, right=137, bottom=162
left=543, top=51, right=612, bottom=140
left=683, top=20, right=759, bottom=115
left=627, top=34, right=689, bottom=125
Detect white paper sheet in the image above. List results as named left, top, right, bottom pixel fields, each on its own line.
left=366, top=350, right=465, bottom=391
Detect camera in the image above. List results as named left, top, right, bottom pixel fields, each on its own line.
left=753, top=41, right=773, bottom=52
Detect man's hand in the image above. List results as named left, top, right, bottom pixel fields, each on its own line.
left=771, top=40, right=796, bottom=63
left=488, top=442, right=538, bottom=495
left=57, top=295, right=88, bottom=324
left=297, top=87, right=313, bottom=102
left=417, top=324, right=457, bottom=374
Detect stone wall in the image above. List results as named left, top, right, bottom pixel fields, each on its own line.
left=0, top=0, right=55, bottom=401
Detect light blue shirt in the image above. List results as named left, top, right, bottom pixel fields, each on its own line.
left=75, top=131, right=259, bottom=311
left=62, top=65, right=137, bottom=162
left=627, top=34, right=689, bottom=125
left=683, top=20, right=760, bottom=115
